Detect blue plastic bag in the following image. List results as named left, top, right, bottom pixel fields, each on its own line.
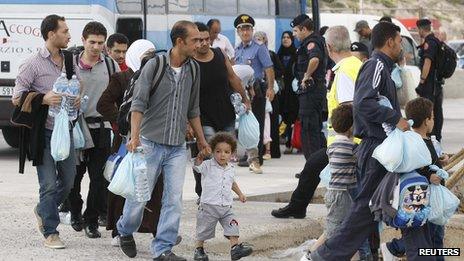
left=428, top=166, right=460, bottom=225
left=372, top=129, right=431, bottom=173
left=108, top=152, right=135, bottom=199
left=51, top=107, right=70, bottom=161
left=319, top=164, right=331, bottom=187
left=72, top=121, right=85, bottom=150
left=238, top=112, right=260, bottom=149
left=103, top=143, right=128, bottom=182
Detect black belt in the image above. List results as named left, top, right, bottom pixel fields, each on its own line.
left=85, top=117, right=107, bottom=148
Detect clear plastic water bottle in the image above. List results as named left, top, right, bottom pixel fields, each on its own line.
left=79, top=95, right=89, bottom=115
left=133, top=147, right=150, bottom=202
left=66, top=75, right=80, bottom=120
left=230, top=93, right=246, bottom=116
left=49, top=73, right=68, bottom=117
left=431, top=135, right=443, bottom=156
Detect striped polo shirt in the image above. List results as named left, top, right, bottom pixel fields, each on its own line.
left=327, top=134, right=357, bottom=190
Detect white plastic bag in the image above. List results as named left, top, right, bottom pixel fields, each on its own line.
left=72, top=121, right=85, bottom=150
left=265, top=99, right=273, bottom=113
left=238, top=112, right=260, bottom=149
left=51, top=107, right=70, bottom=161
left=428, top=166, right=460, bottom=225
left=108, top=152, right=136, bottom=199
left=372, top=129, right=431, bottom=173
left=319, top=164, right=331, bottom=187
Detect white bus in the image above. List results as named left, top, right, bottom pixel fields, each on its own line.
left=0, top=0, right=305, bottom=147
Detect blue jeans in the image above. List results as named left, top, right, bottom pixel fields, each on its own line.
left=37, top=129, right=76, bottom=237
left=117, top=138, right=188, bottom=258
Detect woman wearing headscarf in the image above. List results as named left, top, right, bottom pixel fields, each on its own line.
left=254, top=31, right=283, bottom=159
left=277, top=31, right=298, bottom=154
left=97, top=39, right=167, bottom=246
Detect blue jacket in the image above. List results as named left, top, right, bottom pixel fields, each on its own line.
left=353, top=51, right=401, bottom=140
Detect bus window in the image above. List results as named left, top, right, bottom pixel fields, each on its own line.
left=116, top=0, right=142, bottom=13
left=276, top=0, right=299, bottom=17
left=239, top=0, right=269, bottom=16
left=116, top=18, right=143, bottom=45
left=205, top=0, right=237, bottom=15
left=147, top=0, right=166, bottom=14
left=168, top=0, right=203, bottom=13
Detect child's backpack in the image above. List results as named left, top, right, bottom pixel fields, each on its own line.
left=370, top=171, right=431, bottom=229
left=391, top=171, right=431, bottom=228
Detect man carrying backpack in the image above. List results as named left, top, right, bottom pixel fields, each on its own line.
left=415, top=18, right=444, bottom=142
left=67, top=21, right=119, bottom=238
left=116, top=21, right=210, bottom=261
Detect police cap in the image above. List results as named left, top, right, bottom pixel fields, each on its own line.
left=291, top=14, right=310, bottom=27
left=234, top=14, right=255, bottom=28
left=416, top=18, right=431, bottom=28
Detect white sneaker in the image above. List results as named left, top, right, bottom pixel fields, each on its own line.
left=300, top=251, right=312, bottom=261
left=380, top=243, right=400, bottom=261
left=111, top=235, right=120, bottom=247
left=44, top=234, right=65, bottom=249
left=249, top=162, right=263, bottom=174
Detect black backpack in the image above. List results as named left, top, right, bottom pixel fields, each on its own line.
left=432, top=39, right=457, bottom=79
left=117, top=53, right=199, bottom=136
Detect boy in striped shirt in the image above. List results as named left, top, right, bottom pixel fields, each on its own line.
left=320, top=104, right=358, bottom=244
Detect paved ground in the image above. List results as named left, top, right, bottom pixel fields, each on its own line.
left=0, top=98, right=463, bottom=260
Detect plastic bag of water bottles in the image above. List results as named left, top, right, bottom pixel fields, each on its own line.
left=108, top=152, right=136, bottom=199
left=51, top=104, right=71, bottom=161
left=133, top=147, right=151, bottom=202
left=428, top=165, right=460, bottom=226
left=230, top=93, right=247, bottom=116
left=49, top=73, right=68, bottom=117
left=72, top=121, right=85, bottom=150
left=319, top=164, right=331, bottom=187
left=238, top=112, right=260, bottom=149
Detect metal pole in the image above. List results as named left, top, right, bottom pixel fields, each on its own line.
left=360, top=0, right=364, bottom=14
left=143, top=0, right=147, bottom=39
left=312, top=0, right=320, bottom=32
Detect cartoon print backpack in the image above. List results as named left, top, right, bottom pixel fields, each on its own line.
left=391, top=171, right=431, bottom=228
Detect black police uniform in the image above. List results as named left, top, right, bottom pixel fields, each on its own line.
left=295, top=31, right=328, bottom=160
left=311, top=50, right=434, bottom=261
left=417, top=33, right=444, bottom=141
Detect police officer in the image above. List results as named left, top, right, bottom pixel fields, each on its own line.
left=291, top=14, right=327, bottom=160
left=305, top=22, right=431, bottom=261
left=234, top=14, right=275, bottom=174
left=416, top=18, right=444, bottom=141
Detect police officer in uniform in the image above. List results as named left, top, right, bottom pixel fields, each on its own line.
left=416, top=18, right=444, bottom=141
left=291, top=14, right=327, bottom=160
left=234, top=14, right=275, bottom=174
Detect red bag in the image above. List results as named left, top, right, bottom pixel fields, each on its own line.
left=291, top=119, right=302, bottom=150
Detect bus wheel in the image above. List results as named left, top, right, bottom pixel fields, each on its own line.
left=2, top=127, right=20, bottom=148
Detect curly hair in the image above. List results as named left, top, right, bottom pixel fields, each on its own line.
left=331, top=104, right=353, bottom=134
left=209, top=132, right=237, bottom=153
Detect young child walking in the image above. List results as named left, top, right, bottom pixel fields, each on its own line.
left=193, top=132, right=253, bottom=261
left=381, top=97, right=448, bottom=261
left=311, top=104, right=364, bottom=256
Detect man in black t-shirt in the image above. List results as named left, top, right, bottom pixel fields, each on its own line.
left=191, top=22, right=251, bottom=196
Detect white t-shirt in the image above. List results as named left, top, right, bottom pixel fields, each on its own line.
left=171, top=66, right=182, bottom=84
left=212, top=33, right=235, bottom=59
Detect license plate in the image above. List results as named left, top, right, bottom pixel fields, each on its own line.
left=0, top=86, right=14, bottom=97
